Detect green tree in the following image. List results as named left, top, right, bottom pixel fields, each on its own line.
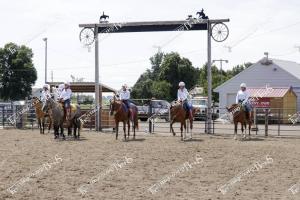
left=149, top=52, right=164, bottom=79
left=158, top=52, right=199, bottom=99
left=151, top=80, right=172, bottom=100
left=131, top=70, right=153, bottom=99
left=0, top=43, right=37, bottom=100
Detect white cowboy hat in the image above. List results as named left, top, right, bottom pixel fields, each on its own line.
left=240, top=83, right=247, bottom=88
left=64, top=81, right=70, bottom=86
left=58, top=84, right=65, bottom=89
left=178, top=81, right=185, bottom=87
left=43, top=84, right=50, bottom=90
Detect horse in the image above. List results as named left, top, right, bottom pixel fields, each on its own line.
left=109, top=96, right=138, bottom=141
left=170, top=102, right=198, bottom=140
left=32, top=97, right=52, bottom=134
left=66, top=104, right=82, bottom=139
left=42, top=98, right=65, bottom=139
left=226, top=104, right=252, bottom=140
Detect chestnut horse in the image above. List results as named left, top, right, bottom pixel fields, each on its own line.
left=170, top=102, right=198, bottom=140
left=226, top=104, right=252, bottom=140
left=110, top=96, right=138, bottom=141
left=32, top=97, right=52, bottom=134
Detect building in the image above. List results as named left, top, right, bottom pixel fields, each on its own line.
left=214, top=57, right=300, bottom=113
left=247, top=87, right=297, bottom=123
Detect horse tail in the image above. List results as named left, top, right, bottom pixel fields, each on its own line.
left=132, top=106, right=139, bottom=130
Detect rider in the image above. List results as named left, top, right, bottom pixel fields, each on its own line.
left=177, top=81, right=193, bottom=122
left=236, top=83, right=251, bottom=120
left=119, top=84, right=131, bottom=114
left=54, top=83, right=65, bottom=101
left=41, top=84, right=51, bottom=104
left=59, top=82, right=72, bottom=120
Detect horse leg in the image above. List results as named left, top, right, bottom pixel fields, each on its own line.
left=77, top=119, right=80, bottom=139
left=241, top=122, right=245, bottom=139
left=48, top=117, right=52, bottom=134
left=234, top=122, right=237, bottom=140
left=127, top=120, right=130, bottom=139
left=248, top=121, right=251, bottom=138
left=180, top=122, right=183, bottom=140
left=73, top=120, right=77, bottom=139
left=115, top=121, right=119, bottom=140
left=60, top=123, right=65, bottom=140
left=170, top=120, right=176, bottom=136
left=38, top=118, right=42, bottom=134
left=42, top=118, right=45, bottom=134
left=54, top=125, right=58, bottom=139
left=133, top=121, right=136, bottom=140
left=123, top=121, right=126, bottom=141
left=184, top=121, right=187, bottom=139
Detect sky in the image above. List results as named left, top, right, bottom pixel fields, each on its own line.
left=0, top=0, right=300, bottom=90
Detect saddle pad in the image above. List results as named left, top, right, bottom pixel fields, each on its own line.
left=70, top=104, right=77, bottom=113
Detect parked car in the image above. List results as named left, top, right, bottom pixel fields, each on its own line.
left=136, top=99, right=170, bottom=122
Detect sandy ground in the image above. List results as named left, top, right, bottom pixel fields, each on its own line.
left=0, top=128, right=299, bottom=200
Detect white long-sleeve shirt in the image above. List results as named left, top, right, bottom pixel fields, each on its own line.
left=177, top=88, right=189, bottom=101
left=41, top=90, right=50, bottom=102
left=60, top=88, right=72, bottom=101
left=119, top=90, right=130, bottom=100
left=236, top=90, right=249, bottom=104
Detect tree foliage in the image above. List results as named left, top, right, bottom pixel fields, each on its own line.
left=131, top=52, right=199, bottom=101
left=132, top=51, right=252, bottom=102
left=0, top=43, right=37, bottom=100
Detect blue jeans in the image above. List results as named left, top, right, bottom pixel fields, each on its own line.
left=64, top=99, right=71, bottom=108
left=183, top=100, right=192, bottom=111
left=239, top=100, right=252, bottom=112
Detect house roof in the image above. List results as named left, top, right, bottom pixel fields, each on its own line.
left=48, top=82, right=116, bottom=93
left=214, top=58, right=300, bottom=92
left=247, top=87, right=293, bottom=98
left=272, top=59, right=300, bottom=80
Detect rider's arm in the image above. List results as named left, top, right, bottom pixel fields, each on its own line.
left=127, top=90, right=130, bottom=99
left=177, top=90, right=181, bottom=101
left=236, top=92, right=239, bottom=104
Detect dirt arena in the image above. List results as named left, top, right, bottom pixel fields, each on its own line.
left=0, top=128, right=299, bottom=200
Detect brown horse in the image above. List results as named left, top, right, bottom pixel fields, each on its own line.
left=110, top=96, right=138, bottom=141
left=226, top=104, right=252, bottom=140
left=170, top=102, right=198, bottom=140
left=42, top=97, right=65, bottom=139
left=32, top=97, right=52, bottom=134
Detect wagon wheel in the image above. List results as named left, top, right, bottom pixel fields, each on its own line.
left=211, top=22, right=229, bottom=42
left=79, top=28, right=95, bottom=46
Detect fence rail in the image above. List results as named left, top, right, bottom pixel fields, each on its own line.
left=1, top=104, right=299, bottom=137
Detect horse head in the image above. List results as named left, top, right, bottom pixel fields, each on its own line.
left=226, top=104, right=240, bottom=113
left=109, top=95, right=120, bottom=116
left=32, top=97, right=41, bottom=107
left=42, top=96, right=54, bottom=112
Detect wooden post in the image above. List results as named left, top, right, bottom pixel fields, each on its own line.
left=278, top=109, right=281, bottom=136
left=265, top=108, right=269, bottom=136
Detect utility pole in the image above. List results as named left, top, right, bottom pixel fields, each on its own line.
left=295, top=45, right=300, bottom=52
left=153, top=45, right=162, bottom=53
left=212, top=59, right=228, bottom=83
left=51, top=70, right=53, bottom=82
left=43, top=38, right=48, bottom=83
